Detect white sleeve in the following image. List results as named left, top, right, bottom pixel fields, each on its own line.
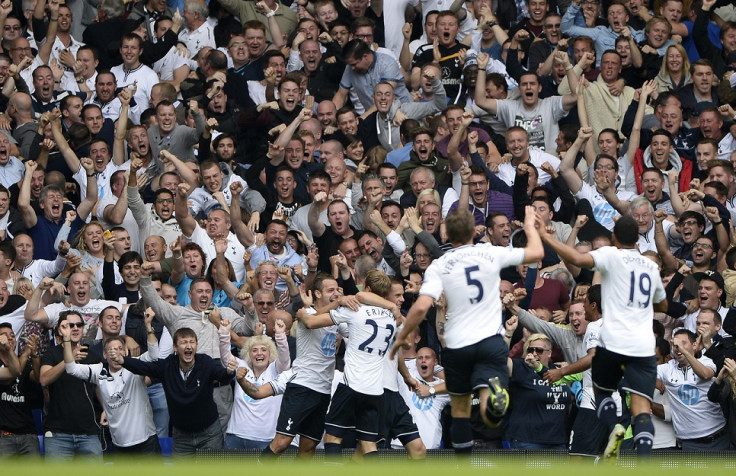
left=65, top=361, right=104, bottom=383
left=385, top=230, right=407, bottom=255
left=418, top=262, right=443, bottom=300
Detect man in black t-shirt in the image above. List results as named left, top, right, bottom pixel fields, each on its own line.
left=308, top=193, right=356, bottom=272
left=411, top=11, right=467, bottom=101
left=0, top=323, right=40, bottom=455
left=40, top=311, right=103, bottom=459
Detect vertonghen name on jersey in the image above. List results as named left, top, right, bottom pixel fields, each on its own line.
left=440, top=248, right=496, bottom=274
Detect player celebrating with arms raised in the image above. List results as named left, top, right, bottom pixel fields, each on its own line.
left=538, top=215, right=667, bottom=459
left=391, top=207, right=544, bottom=456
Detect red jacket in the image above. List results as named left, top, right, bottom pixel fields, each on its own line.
left=632, top=148, right=692, bottom=194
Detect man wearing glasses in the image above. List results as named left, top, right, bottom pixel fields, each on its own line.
left=559, top=126, right=636, bottom=231
left=59, top=308, right=161, bottom=453
left=40, top=311, right=104, bottom=459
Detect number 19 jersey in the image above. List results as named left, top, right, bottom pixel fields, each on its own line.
left=330, top=305, right=396, bottom=396
left=420, top=244, right=527, bottom=349
left=590, top=247, right=666, bottom=357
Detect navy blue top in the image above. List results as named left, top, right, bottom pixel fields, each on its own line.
left=505, top=359, right=571, bottom=445
left=122, top=353, right=232, bottom=432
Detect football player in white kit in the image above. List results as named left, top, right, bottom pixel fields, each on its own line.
left=298, top=270, right=400, bottom=460
left=392, top=207, right=544, bottom=456
left=539, top=215, right=668, bottom=459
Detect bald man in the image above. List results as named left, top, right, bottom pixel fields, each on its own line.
left=7, top=92, right=36, bottom=160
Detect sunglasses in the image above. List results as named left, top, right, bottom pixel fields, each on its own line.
left=527, top=347, right=548, bottom=354
left=67, top=322, right=85, bottom=328
left=256, top=301, right=275, bottom=306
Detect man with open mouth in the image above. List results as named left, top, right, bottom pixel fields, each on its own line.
left=562, top=0, right=645, bottom=68
left=120, top=324, right=238, bottom=456
left=137, top=260, right=247, bottom=434
left=475, top=51, right=577, bottom=154
left=18, top=158, right=98, bottom=261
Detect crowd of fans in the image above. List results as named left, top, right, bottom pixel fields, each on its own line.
left=0, top=0, right=735, bottom=460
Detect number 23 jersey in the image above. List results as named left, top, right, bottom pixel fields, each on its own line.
left=330, top=305, right=396, bottom=396
left=420, top=244, right=527, bottom=349
left=590, top=246, right=666, bottom=357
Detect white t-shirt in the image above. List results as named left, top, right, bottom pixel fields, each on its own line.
left=187, top=225, right=245, bottom=281
left=226, top=357, right=283, bottom=441
left=590, top=247, right=666, bottom=357
left=495, top=96, right=568, bottom=153
left=420, top=243, right=526, bottom=349
left=579, top=319, right=602, bottom=410
left=96, top=192, right=141, bottom=253
left=395, top=372, right=450, bottom=450
left=330, top=305, right=397, bottom=395
left=110, top=63, right=159, bottom=123
left=657, top=357, right=724, bottom=439
left=291, top=311, right=348, bottom=394
left=65, top=345, right=158, bottom=447
left=44, top=299, right=123, bottom=341
left=575, top=181, right=636, bottom=231
left=178, top=21, right=216, bottom=56
left=153, top=46, right=190, bottom=82
left=497, top=149, right=561, bottom=186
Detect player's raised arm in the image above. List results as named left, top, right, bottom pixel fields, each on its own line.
left=522, top=206, right=545, bottom=264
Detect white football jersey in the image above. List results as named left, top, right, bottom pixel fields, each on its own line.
left=420, top=244, right=526, bottom=349
left=291, top=309, right=345, bottom=394
left=330, top=305, right=396, bottom=395
left=590, top=247, right=666, bottom=357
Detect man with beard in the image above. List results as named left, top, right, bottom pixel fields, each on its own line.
left=148, top=100, right=205, bottom=162
left=705, top=159, right=736, bottom=224
left=245, top=219, right=307, bottom=289
left=40, top=310, right=104, bottom=459
left=309, top=192, right=355, bottom=272
left=451, top=164, right=513, bottom=226
left=86, top=71, right=139, bottom=122
left=257, top=274, right=349, bottom=458
left=261, top=167, right=302, bottom=229
left=397, top=128, right=452, bottom=190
